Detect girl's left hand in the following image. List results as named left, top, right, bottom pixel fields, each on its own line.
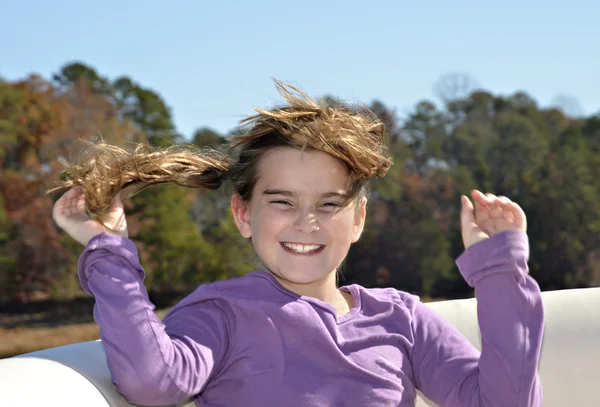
left=460, top=189, right=527, bottom=249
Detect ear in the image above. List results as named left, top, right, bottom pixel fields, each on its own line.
left=351, top=197, right=367, bottom=243
left=231, top=193, right=252, bottom=238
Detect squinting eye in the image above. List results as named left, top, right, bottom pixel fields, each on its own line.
left=271, top=200, right=292, bottom=206
left=321, top=202, right=341, bottom=208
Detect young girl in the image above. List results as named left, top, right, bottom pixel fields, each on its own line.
left=51, top=81, right=544, bottom=407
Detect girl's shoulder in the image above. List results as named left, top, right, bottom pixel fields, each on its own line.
left=166, top=270, right=289, bottom=314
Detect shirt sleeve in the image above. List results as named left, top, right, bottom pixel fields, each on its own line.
left=77, top=232, right=235, bottom=406
left=409, top=229, right=544, bottom=407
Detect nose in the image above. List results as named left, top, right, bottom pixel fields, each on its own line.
left=293, top=209, right=320, bottom=233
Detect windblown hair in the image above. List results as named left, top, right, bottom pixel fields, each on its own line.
left=49, top=80, right=392, bottom=225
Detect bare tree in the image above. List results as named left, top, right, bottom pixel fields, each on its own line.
left=433, top=73, right=480, bottom=103
left=551, top=94, right=584, bottom=117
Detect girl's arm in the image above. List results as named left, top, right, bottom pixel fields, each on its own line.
left=410, top=229, right=544, bottom=407
left=78, top=232, right=234, bottom=406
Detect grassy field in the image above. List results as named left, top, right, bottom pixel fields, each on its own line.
left=0, top=309, right=170, bottom=359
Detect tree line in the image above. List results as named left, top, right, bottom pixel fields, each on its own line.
left=1, top=62, right=599, bottom=304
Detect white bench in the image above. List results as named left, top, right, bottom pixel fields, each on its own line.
left=1, top=287, right=598, bottom=406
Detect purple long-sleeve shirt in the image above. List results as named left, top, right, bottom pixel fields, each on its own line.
left=77, top=229, right=544, bottom=406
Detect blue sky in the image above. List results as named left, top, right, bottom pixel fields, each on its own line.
left=2, top=0, right=598, bottom=138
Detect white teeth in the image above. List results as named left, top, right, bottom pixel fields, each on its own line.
left=283, top=243, right=323, bottom=253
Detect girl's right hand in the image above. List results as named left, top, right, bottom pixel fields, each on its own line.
left=52, top=186, right=129, bottom=246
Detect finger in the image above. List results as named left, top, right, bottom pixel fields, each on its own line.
left=62, top=187, right=83, bottom=209
left=76, top=195, right=87, bottom=215
left=497, top=196, right=511, bottom=204
left=55, top=188, right=74, bottom=206
left=485, top=193, right=498, bottom=208
left=460, top=195, right=476, bottom=232
left=54, top=188, right=76, bottom=218
left=505, top=201, right=527, bottom=231
left=496, top=196, right=515, bottom=222
left=471, top=190, right=488, bottom=214
left=65, top=186, right=81, bottom=200
left=489, top=201, right=503, bottom=218
left=501, top=209, right=515, bottom=223
left=482, top=193, right=507, bottom=221
left=470, top=189, right=487, bottom=205
left=475, top=205, right=491, bottom=225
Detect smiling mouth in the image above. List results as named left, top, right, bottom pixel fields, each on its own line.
left=280, top=242, right=325, bottom=255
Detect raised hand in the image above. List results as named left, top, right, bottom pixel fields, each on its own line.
left=52, top=186, right=128, bottom=246
left=460, top=189, right=527, bottom=249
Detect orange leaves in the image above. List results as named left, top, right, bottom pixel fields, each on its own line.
left=0, top=74, right=146, bottom=301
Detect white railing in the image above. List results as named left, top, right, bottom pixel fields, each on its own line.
left=1, top=287, right=598, bottom=407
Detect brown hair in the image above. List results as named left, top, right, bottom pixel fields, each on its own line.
left=49, top=80, right=392, bottom=225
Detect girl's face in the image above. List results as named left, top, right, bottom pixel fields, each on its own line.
left=232, top=147, right=366, bottom=286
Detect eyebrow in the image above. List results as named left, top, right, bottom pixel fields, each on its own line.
left=262, top=189, right=347, bottom=199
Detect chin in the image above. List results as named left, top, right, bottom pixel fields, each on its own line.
left=274, top=267, right=333, bottom=285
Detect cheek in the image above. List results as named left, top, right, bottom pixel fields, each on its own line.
left=325, top=213, right=358, bottom=241
left=251, top=206, right=288, bottom=237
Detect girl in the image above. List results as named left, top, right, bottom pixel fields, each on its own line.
left=51, top=81, right=544, bottom=406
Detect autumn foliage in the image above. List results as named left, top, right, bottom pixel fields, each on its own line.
left=1, top=63, right=600, bottom=304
